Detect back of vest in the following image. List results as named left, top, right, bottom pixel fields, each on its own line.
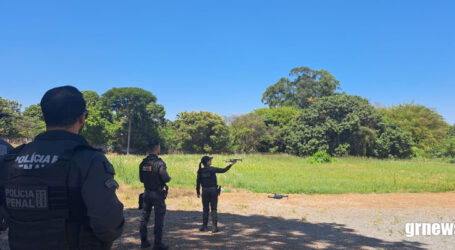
left=140, top=156, right=164, bottom=191
left=199, top=167, right=217, bottom=188
left=0, top=142, right=88, bottom=250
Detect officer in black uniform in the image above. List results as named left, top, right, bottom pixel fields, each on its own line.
left=0, top=86, right=124, bottom=249
left=0, top=113, right=13, bottom=233
left=196, top=156, right=236, bottom=233
left=0, top=138, right=13, bottom=156
left=139, top=140, right=171, bottom=249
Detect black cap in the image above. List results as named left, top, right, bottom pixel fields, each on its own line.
left=201, top=156, right=213, bottom=165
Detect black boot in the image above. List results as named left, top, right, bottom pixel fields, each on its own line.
left=199, top=224, right=208, bottom=232
left=153, top=241, right=169, bottom=250
left=211, top=211, right=219, bottom=233
left=140, top=231, right=151, bottom=248
left=141, top=240, right=151, bottom=249
left=202, top=210, right=209, bottom=227
left=140, top=212, right=150, bottom=248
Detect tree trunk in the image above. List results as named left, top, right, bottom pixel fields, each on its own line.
left=127, top=118, right=131, bottom=155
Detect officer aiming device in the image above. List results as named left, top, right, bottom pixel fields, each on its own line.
left=224, top=158, right=243, bottom=163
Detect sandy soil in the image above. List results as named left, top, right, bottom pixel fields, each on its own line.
left=2, top=190, right=455, bottom=249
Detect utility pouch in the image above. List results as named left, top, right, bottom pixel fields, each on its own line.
left=138, top=193, right=144, bottom=210
left=8, top=216, right=68, bottom=250
left=161, top=185, right=169, bottom=199
left=0, top=216, right=7, bottom=231
left=217, top=186, right=221, bottom=196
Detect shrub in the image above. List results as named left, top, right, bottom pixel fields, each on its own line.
left=434, top=137, right=455, bottom=158
left=309, top=151, right=332, bottom=164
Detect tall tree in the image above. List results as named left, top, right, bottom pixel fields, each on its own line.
left=22, top=104, right=46, bottom=138
left=447, top=125, right=455, bottom=138
left=81, top=90, right=100, bottom=107
left=230, top=114, right=272, bottom=153
left=0, top=97, right=22, bottom=138
left=23, top=104, right=44, bottom=120
left=100, top=87, right=164, bottom=154
left=172, top=111, right=230, bottom=153
left=253, top=106, right=299, bottom=152
left=262, top=66, right=340, bottom=108
left=81, top=91, right=116, bottom=147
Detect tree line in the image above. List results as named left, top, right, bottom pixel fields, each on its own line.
left=1, top=66, right=454, bottom=158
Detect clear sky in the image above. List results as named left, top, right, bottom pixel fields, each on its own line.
left=1, top=1, right=454, bottom=124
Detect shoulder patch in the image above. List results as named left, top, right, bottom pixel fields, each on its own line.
left=156, top=159, right=165, bottom=168
left=104, top=161, right=115, bottom=175
left=105, top=178, right=119, bottom=189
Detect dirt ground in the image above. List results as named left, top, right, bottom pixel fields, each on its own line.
left=2, top=189, right=455, bottom=249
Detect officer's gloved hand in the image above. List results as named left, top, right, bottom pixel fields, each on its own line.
left=197, top=192, right=200, bottom=198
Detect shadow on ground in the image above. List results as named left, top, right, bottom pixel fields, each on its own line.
left=113, top=208, right=425, bottom=250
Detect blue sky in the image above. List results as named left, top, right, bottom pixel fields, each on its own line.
left=1, top=1, right=454, bottom=124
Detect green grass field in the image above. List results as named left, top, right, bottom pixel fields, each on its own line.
left=108, top=154, right=455, bottom=194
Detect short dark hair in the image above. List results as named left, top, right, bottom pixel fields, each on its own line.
left=40, top=86, right=86, bottom=127
left=148, top=139, right=161, bottom=150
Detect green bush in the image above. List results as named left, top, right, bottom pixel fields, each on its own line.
left=309, top=151, right=332, bottom=164
left=434, top=136, right=455, bottom=158
left=411, top=146, right=427, bottom=158
left=373, top=119, right=414, bottom=159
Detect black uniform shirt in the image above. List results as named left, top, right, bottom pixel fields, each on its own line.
left=139, top=154, right=171, bottom=191
left=11, top=130, right=124, bottom=244
left=196, top=164, right=232, bottom=194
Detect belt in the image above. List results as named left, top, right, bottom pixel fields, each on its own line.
left=145, top=188, right=161, bottom=192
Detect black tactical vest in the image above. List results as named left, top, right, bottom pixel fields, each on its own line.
left=0, top=143, right=95, bottom=250
left=198, top=167, right=217, bottom=188
left=139, top=155, right=165, bottom=191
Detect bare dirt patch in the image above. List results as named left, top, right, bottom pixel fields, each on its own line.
left=2, top=191, right=455, bottom=249
left=115, top=190, right=455, bottom=249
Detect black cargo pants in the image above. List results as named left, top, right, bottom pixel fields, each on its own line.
left=140, top=190, right=166, bottom=244
left=201, top=187, right=218, bottom=226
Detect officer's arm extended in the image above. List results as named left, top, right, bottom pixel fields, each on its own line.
left=212, top=164, right=233, bottom=173
left=81, top=154, right=124, bottom=244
